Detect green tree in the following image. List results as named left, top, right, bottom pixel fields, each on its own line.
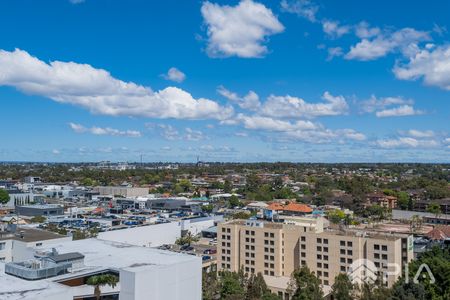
left=246, top=272, right=275, bottom=300
left=202, top=270, right=220, bottom=300
left=202, top=204, right=214, bottom=213
left=232, top=211, right=252, bottom=220
left=0, top=189, right=10, bottom=205
left=290, top=266, right=323, bottom=300
left=224, top=179, right=233, bottom=193
left=426, top=202, right=442, bottom=219
left=30, top=216, right=46, bottom=223
left=220, top=271, right=245, bottom=299
left=86, top=274, right=119, bottom=300
left=396, top=191, right=410, bottom=210
left=175, top=232, right=199, bottom=246
left=331, top=273, right=354, bottom=300
left=326, top=209, right=346, bottom=224
left=228, top=195, right=242, bottom=208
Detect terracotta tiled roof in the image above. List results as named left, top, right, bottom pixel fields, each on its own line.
left=266, top=203, right=284, bottom=211
left=426, top=225, right=450, bottom=240
left=283, top=203, right=313, bottom=213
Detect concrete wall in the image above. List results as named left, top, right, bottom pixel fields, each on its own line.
left=97, top=222, right=181, bottom=247
left=120, top=258, right=202, bottom=300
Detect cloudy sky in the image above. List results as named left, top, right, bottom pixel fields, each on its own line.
left=0, top=0, right=449, bottom=162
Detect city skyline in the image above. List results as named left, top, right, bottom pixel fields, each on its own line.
left=0, top=0, right=449, bottom=162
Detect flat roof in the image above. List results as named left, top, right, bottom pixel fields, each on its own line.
left=0, top=238, right=200, bottom=299
left=0, top=228, right=67, bottom=242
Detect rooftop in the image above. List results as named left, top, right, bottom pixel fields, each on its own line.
left=0, top=227, right=67, bottom=243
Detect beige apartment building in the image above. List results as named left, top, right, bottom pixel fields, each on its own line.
left=217, top=217, right=413, bottom=298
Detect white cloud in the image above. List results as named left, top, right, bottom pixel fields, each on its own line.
left=280, top=0, right=319, bottom=22
left=0, top=49, right=233, bottom=120
left=401, top=129, right=435, bottom=138
left=327, top=47, right=343, bottom=60
left=355, top=21, right=380, bottom=39
left=235, top=131, right=249, bottom=137
left=155, top=124, right=180, bottom=140
left=185, top=128, right=206, bottom=141
left=217, top=86, right=260, bottom=111
left=393, top=45, right=450, bottom=90
left=230, top=114, right=365, bottom=144
left=359, top=95, right=414, bottom=113
left=346, top=28, right=430, bottom=61
left=260, top=91, right=348, bottom=118
left=375, top=105, right=424, bottom=117
left=52, top=149, right=60, bottom=155
left=201, top=0, right=284, bottom=58
left=322, top=20, right=350, bottom=38
left=375, top=137, right=438, bottom=149
left=161, top=67, right=186, bottom=83
left=69, top=123, right=142, bottom=137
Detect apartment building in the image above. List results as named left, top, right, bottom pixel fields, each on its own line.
left=217, top=217, right=413, bottom=297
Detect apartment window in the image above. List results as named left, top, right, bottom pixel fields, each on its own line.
left=222, top=263, right=226, bottom=268
left=265, top=255, right=269, bottom=260
left=270, top=233, right=275, bottom=238
left=340, top=240, right=346, bottom=246
left=251, top=253, right=255, bottom=258
left=317, top=246, right=322, bottom=251
left=246, top=238, right=250, bottom=243
left=265, top=232, right=269, bottom=237
left=347, top=241, right=353, bottom=247
left=382, top=254, right=388, bottom=260
left=270, top=248, right=275, bottom=253
left=324, top=239, right=328, bottom=244
left=251, top=231, right=255, bottom=236
left=317, top=271, right=322, bottom=276
left=317, top=238, right=322, bottom=243
left=340, top=266, right=346, bottom=272
left=340, top=257, right=346, bottom=263
left=251, top=238, right=255, bottom=243
left=323, top=247, right=328, bottom=252
left=324, top=280, right=329, bottom=285
left=301, top=252, right=306, bottom=257
left=265, top=240, right=269, bottom=245
left=324, top=255, right=328, bottom=261
left=246, top=245, right=249, bottom=250
left=251, top=261, right=255, bottom=265
left=270, top=256, right=275, bottom=261
left=265, top=247, right=269, bottom=252
left=222, top=242, right=226, bottom=247
left=246, top=253, right=250, bottom=257
left=270, top=271, right=274, bottom=276
left=374, top=244, right=380, bottom=250
left=227, top=250, right=230, bottom=254
left=265, top=263, right=269, bottom=267
left=301, top=260, right=306, bottom=265
left=222, top=256, right=226, bottom=261
left=382, top=245, right=388, bottom=251
left=222, top=228, right=225, bottom=233
left=246, top=230, right=250, bottom=235
left=324, top=272, right=329, bottom=277
left=227, top=228, right=231, bottom=233
left=347, top=258, right=353, bottom=264
left=301, top=244, right=306, bottom=250
left=0, top=242, right=5, bottom=250
left=222, top=235, right=227, bottom=240
left=374, top=253, right=380, bottom=259
left=227, top=257, right=230, bottom=262
left=270, top=263, right=274, bottom=268
left=375, top=262, right=380, bottom=268
left=246, top=260, right=250, bottom=264
left=264, top=270, right=269, bottom=275
left=347, top=250, right=353, bottom=256
left=340, top=249, right=345, bottom=255
left=317, top=262, right=322, bottom=268
left=251, top=245, right=255, bottom=250
left=270, top=240, right=274, bottom=246
left=317, top=254, right=322, bottom=260
left=246, top=267, right=250, bottom=272
left=301, top=236, right=306, bottom=242
left=222, top=249, right=226, bottom=254
left=324, top=263, right=329, bottom=269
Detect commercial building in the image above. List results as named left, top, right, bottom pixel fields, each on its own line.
left=93, top=186, right=149, bottom=198
left=15, top=204, right=64, bottom=217
left=0, top=238, right=202, bottom=300
left=217, top=217, right=413, bottom=298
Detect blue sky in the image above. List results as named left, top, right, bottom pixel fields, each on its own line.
left=0, top=0, right=449, bottom=162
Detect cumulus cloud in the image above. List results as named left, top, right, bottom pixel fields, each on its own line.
left=260, top=91, right=348, bottom=118
left=161, top=67, right=186, bottom=83
left=346, top=28, right=430, bottom=61
left=354, top=21, right=380, bottom=39
left=150, top=124, right=206, bottom=141
left=401, top=129, right=435, bottom=138
left=280, top=0, right=319, bottom=22
left=69, top=123, right=141, bottom=137
left=327, top=47, right=343, bottom=61
left=0, top=49, right=233, bottom=120
left=375, top=105, right=424, bottom=117
left=322, top=20, right=350, bottom=38
left=217, top=86, right=260, bottom=111
left=201, top=0, right=284, bottom=58
left=393, top=45, right=450, bottom=90
left=359, top=95, right=414, bottom=113
left=375, top=137, right=438, bottom=149
left=229, top=114, right=365, bottom=144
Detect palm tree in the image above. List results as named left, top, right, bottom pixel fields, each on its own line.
left=86, top=274, right=119, bottom=300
